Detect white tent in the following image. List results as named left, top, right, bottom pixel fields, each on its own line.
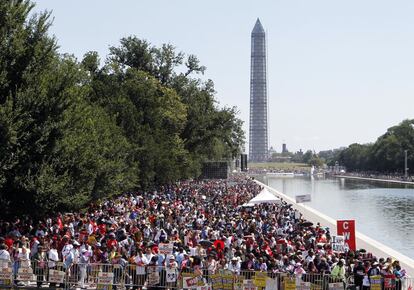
left=248, top=188, right=281, bottom=204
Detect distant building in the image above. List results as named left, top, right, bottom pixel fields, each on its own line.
left=249, top=18, right=269, bottom=162
left=282, top=143, right=288, bottom=153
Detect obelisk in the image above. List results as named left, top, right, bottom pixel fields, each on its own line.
left=249, top=18, right=268, bottom=162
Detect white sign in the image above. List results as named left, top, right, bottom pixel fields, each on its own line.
left=332, top=236, right=345, bottom=244
left=0, top=267, right=12, bottom=280
left=295, top=194, right=311, bottom=203
left=166, top=268, right=178, bottom=283
left=48, top=269, right=65, bottom=283
left=158, top=243, right=174, bottom=255
left=243, top=279, right=257, bottom=290
left=297, top=281, right=311, bottom=290
left=331, top=235, right=347, bottom=252
left=17, top=267, right=34, bottom=281
left=265, top=278, right=278, bottom=290
left=147, top=271, right=160, bottom=286
left=97, top=272, right=114, bottom=285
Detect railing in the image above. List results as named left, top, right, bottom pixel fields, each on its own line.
left=0, top=260, right=412, bottom=290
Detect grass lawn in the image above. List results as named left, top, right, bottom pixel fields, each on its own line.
left=249, top=162, right=310, bottom=171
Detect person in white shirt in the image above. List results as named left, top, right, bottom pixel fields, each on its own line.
left=227, top=257, right=241, bottom=275
left=0, top=244, right=11, bottom=267
left=79, top=249, right=90, bottom=288
left=134, top=249, right=149, bottom=288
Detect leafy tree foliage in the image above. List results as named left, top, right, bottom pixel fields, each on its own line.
left=334, top=120, right=414, bottom=173
left=0, top=1, right=245, bottom=217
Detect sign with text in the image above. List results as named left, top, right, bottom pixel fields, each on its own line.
left=283, top=277, right=296, bottom=290
left=297, top=281, right=311, bottom=290
left=265, top=278, right=278, bottom=290
left=336, top=220, right=356, bottom=251
left=0, top=267, right=12, bottom=285
left=48, top=270, right=65, bottom=283
left=370, top=275, right=382, bottom=290
left=295, top=194, right=311, bottom=203
left=331, top=235, right=347, bottom=252
left=243, top=279, right=258, bottom=290
left=97, top=272, right=114, bottom=285
left=17, top=267, right=34, bottom=282
left=384, top=274, right=396, bottom=289
left=253, top=271, right=267, bottom=287
left=158, top=243, right=174, bottom=255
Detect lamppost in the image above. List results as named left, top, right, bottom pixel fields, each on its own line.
left=404, top=150, right=409, bottom=179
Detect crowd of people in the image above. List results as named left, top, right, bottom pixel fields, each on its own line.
left=0, top=175, right=408, bottom=289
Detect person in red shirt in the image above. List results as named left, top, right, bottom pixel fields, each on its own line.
left=106, top=233, right=118, bottom=249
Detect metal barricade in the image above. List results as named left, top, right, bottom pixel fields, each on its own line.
left=1, top=261, right=413, bottom=290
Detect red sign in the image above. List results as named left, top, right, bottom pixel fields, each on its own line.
left=336, top=220, right=356, bottom=251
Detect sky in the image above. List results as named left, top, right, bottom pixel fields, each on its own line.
left=33, top=0, right=414, bottom=153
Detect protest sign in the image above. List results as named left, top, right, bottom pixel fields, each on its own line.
left=297, top=281, right=311, bottom=290
left=337, top=220, right=356, bottom=251
left=17, top=267, right=34, bottom=282
left=148, top=271, right=160, bottom=286
left=210, top=274, right=223, bottom=290
left=182, top=273, right=203, bottom=288
left=0, top=267, right=12, bottom=285
left=283, top=277, right=296, bottom=290
left=370, top=275, right=382, bottom=290
left=265, top=278, right=278, bottom=290
left=96, top=272, right=114, bottom=290
left=221, top=274, right=234, bottom=290
left=48, top=269, right=65, bottom=283
left=243, top=279, right=257, bottom=290
left=159, top=243, right=174, bottom=255
left=97, top=272, right=114, bottom=285
left=166, top=267, right=178, bottom=283
left=253, top=271, right=267, bottom=287
left=384, top=274, right=396, bottom=289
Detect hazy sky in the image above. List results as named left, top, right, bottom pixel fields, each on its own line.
left=33, top=0, right=414, bottom=153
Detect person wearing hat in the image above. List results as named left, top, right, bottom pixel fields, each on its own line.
left=227, top=256, right=241, bottom=275
left=368, top=261, right=381, bottom=279
left=166, top=255, right=178, bottom=289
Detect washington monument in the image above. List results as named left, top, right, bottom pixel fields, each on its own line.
left=249, top=18, right=268, bottom=162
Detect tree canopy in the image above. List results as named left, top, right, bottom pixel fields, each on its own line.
left=333, top=119, right=414, bottom=173
left=0, top=0, right=244, bottom=217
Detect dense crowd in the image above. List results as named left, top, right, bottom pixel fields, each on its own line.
left=0, top=175, right=408, bottom=288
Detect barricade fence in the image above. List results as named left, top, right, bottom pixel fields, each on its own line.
left=0, top=260, right=413, bottom=290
